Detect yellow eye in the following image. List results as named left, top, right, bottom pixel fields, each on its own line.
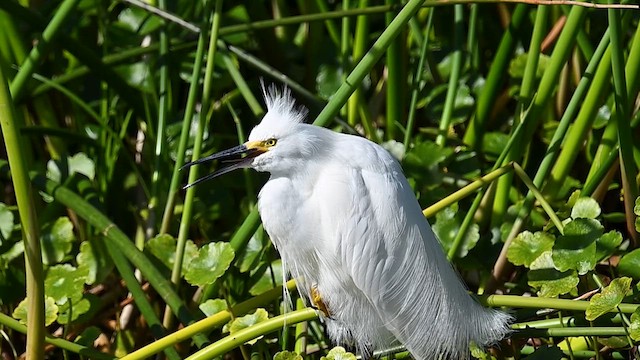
left=264, top=138, right=277, bottom=147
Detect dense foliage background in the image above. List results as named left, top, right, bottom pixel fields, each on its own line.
left=0, top=0, right=639, bottom=359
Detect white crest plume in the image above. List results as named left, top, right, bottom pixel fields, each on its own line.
left=260, top=84, right=308, bottom=126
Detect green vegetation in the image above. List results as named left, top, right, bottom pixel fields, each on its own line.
left=0, top=1, right=639, bottom=359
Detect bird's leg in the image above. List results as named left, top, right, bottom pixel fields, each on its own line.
left=310, top=284, right=332, bottom=317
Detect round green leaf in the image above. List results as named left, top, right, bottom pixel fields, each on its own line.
left=227, top=308, right=269, bottom=345
left=13, top=296, right=58, bottom=326
left=595, top=231, right=623, bottom=261
left=274, top=351, right=303, bottom=360
left=571, top=197, right=601, bottom=219
left=617, top=248, right=640, bottom=280
left=58, top=296, right=92, bottom=324
left=0, top=202, right=14, bottom=242
left=184, top=242, right=234, bottom=287
left=321, top=346, right=357, bottom=360
left=41, top=217, right=76, bottom=265
left=77, top=240, right=113, bottom=285
left=586, top=277, right=632, bottom=321
left=199, top=298, right=227, bottom=317
left=147, top=234, right=198, bottom=273
left=528, top=251, right=579, bottom=298
left=552, top=218, right=602, bottom=275
left=45, top=264, right=86, bottom=305
left=507, top=231, right=554, bottom=267
left=629, top=307, right=640, bottom=341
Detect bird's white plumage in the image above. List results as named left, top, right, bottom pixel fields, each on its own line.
left=246, top=88, right=511, bottom=359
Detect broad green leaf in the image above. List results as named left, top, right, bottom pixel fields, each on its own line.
left=184, top=242, right=235, bottom=287
left=45, top=264, right=86, bottom=305
left=570, top=197, right=601, bottom=219
left=629, top=307, right=640, bottom=341
left=597, top=336, right=629, bottom=349
left=595, top=231, right=622, bottom=261
left=0, top=202, right=14, bottom=242
left=147, top=234, right=198, bottom=273
left=509, top=52, right=551, bottom=79
left=227, top=308, right=269, bottom=345
left=41, top=217, right=76, bottom=265
left=552, top=218, right=602, bottom=275
left=528, top=252, right=579, bottom=297
left=618, top=248, right=640, bottom=280
left=507, top=231, right=554, bottom=267
left=250, top=260, right=283, bottom=296
left=77, top=240, right=113, bottom=285
left=199, top=298, right=227, bottom=317
left=321, top=346, right=357, bottom=360
left=403, top=140, right=453, bottom=169
left=433, top=203, right=480, bottom=258
left=47, top=152, right=96, bottom=182
left=274, top=351, right=303, bottom=360
left=58, top=296, right=92, bottom=324
left=13, top=296, right=58, bottom=326
left=585, top=277, right=632, bottom=321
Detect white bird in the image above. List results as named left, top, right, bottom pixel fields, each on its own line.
left=183, top=87, right=512, bottom=359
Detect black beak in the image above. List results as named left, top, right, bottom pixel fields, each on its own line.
left=181, top=144, right=264, bottom=189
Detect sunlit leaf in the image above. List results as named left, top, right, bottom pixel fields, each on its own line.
left=321, top=346, right=357, bottom=360
left=629, top=307, right=640, bottom=341
left=57, top=296, right=92, bottom=324
left=552, top=218, right=602, bottom=275
left=585, top=277, right=632, bottom=321
left=77, top=240, right=113, bottom=285
left=45, top=264, right=86, bottom=305
left=47, top=152, right=96, bottom=183
left=597, top=336, right=629, bottom=349
left=41, top=217, right=76, bottom=265
left=199, top=298, right=228, bottom=317
left=528, top=251, right=579, bottom=297
left=507, top=231, right=554, bottom=267
left=227, top=308, right=269, bottom=345
left=184, top=242, right=234, bottom=287
left=274, top=351, right=303, bottom=360
left=617, top=248, right=640, bottom=280
left=13, top=296, right=58, bottom=326
left=147, top=234, right=198, bottom=273
left=570, top=197, right=601, bottom=219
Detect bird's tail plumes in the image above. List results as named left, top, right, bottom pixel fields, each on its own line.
left=375, top=222, right=512, bottom=360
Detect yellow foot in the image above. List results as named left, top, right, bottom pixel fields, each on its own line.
left=310, top=285, right=331, bottom=317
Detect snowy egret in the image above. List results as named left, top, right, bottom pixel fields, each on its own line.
left=183, top=87, right=511, bottom=359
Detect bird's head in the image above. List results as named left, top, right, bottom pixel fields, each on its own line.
left=182, top=86, right=317, bottom=188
